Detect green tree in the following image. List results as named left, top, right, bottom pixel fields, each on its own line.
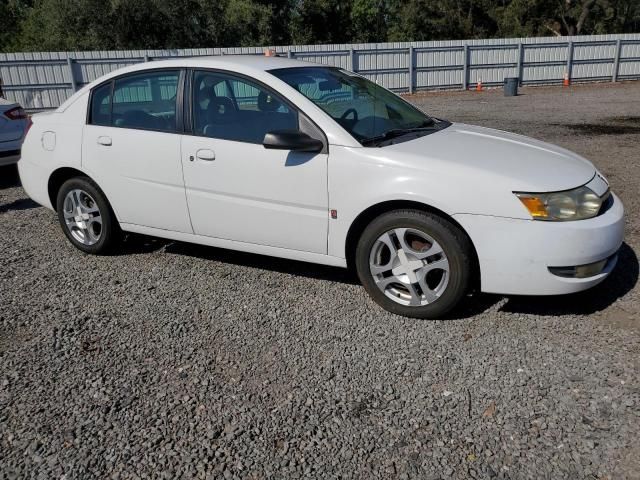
left=387, top=0, right=474, bottom=41
left=289, top=0, right=354, bottom=44
left=0, top=1, right=32, bottom=52
left=350, top=0, right=389, bottom=43
left=4, top=0, right=640, bottom=53
left=219, top=0, right=274, bottom=46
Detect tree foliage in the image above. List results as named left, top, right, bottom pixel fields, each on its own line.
left=1, top=0, right=638, bottom=52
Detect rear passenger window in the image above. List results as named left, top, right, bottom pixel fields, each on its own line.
left=89, top=83, right=112, bottom=126
left=192, top=71, right=297, bottom=143
left=89, top=70, right=180, bottom=132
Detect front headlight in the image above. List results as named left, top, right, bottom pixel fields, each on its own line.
left=515, top=186, right=605, bottom=221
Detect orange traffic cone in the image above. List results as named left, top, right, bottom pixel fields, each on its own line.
left=563, top=71, right=570, bottom=87
left=476, top=78, right=483, bottom=92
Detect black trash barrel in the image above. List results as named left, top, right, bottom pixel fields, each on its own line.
left=504, top=77, right=518, bottom=96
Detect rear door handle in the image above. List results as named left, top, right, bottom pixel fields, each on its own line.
left=97, top=136, right=112, bottom=146
left=196, top=149, right=215, bottom=161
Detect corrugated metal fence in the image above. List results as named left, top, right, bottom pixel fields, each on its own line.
left=1, top=33, right=640, bottom=111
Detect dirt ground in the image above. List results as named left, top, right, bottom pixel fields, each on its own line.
left=1, top=81, right=639, bottom=479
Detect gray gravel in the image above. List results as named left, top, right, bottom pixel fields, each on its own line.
left=1, top=82, right=639, bottom=480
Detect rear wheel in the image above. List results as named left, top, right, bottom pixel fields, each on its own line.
left=355, top=209, right=473, bottom=319
left=56, top=177, right=120, bottom=254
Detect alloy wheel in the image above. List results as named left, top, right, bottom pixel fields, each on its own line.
left=62, top=189, right=103, bottom=246
left=368, top=228, right=450, bottom=306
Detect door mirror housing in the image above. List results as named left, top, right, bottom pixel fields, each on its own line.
left=263, top=130, right=323, bottom=153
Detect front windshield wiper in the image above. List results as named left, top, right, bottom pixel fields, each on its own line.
left=361, top=124, right=437, bottom=146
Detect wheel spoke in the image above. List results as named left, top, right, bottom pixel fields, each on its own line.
left=419, top=257, right=450, bottom=275
left=84, top=204, right=100, bottom=216
left=374, top=275, right=400, bottom=290
left=406, top=282, right=423, bottom=306
left=418, top=241, right=444, bottom=259
left=90, top=214, right=102, bottom=226
left=71, top=191, right=81, bottom=210
left=63, top=208, right=75, bottom=221
left=394, top=228, right=411, bottom=252
left=418, top=276, right=439, bottom=304
left=378, top=231, right=398, bottom=256
left=369, top=231, right=399, bottom=276
left=370, top=263, right=393, bottom=275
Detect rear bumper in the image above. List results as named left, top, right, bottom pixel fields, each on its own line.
left=0, top=148, right=20, bottom=166
left=17, top=157, right=53, bottom=209
left=454, top=193, right=625, bottom=295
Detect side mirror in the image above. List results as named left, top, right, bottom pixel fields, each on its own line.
left=263, top=130, right=323, bottom=153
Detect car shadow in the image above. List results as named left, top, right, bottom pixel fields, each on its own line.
left=121, top=233, right=359, bottom=284
left=0, top=165, right=40, bottom=214
left=0, top=198, right=40, bottom=214
left=0, top=164, right=21, bottom=189
left=120, top=235, right=637, bottom=319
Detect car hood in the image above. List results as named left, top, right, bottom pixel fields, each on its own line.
left=385, top=123, right=596, bottom=192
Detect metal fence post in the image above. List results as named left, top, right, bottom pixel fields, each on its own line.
left=66, top=57, right=78, bottom=92
left=462, top=43, right=469, bottom=90
left=350, top=48, right=357, bottom=72
left=287, top=49, right=293, bottom=59
left=517, top=42, right=524, bottom=86
left=612, top=39, right=622, bottom=82
left=566, top=40, right=574, bottom=82
left=408, top=46, right=415, bottom=94
left=144, top=54, right=150, bottom=62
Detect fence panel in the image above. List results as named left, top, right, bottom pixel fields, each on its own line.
left=1, top=33, right=640, bottom=110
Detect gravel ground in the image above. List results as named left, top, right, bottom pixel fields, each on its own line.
left=1, top=82, right=639, bottom=480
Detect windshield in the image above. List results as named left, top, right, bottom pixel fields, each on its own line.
left=270, top=67, right=439, bottom=146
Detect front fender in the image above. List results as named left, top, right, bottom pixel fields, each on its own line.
left=326, top=145, right=527, bottom=259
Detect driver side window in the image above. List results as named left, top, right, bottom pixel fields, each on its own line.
left=192, top=71, right=298, bottom=144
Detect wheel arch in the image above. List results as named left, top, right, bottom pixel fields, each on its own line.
left=344, top=200, right=481, bottom=289
left=47, top=167, right=116, bottom=220
left=48, top=167, right=90, bottom=211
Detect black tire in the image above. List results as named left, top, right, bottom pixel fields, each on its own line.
left=355, top=209, right=473, bottom=319
left=56, top=176, right=120, bottom=255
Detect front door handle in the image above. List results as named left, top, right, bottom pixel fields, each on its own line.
left=196, top=149, right=216, bottom=161
left=97, top=136, right=112, bottom=146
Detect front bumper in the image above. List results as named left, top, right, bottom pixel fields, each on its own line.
left=454, top=193, right=624, bottom=295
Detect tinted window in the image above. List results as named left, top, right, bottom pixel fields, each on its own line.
left=89, top=82, right=112, bottom=126
left=192, top=71, right=297, bottom=144
left=105, top=70, right=180, bottom=132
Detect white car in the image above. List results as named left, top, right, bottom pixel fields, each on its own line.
left=0, top=99, right=29, bottom=166
left=18, top=56, right=624, bottom=318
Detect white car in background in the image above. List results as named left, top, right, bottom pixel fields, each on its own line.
left=0, top=99, right=29, bottom=166
left=18, top=56, right=624, bottom=318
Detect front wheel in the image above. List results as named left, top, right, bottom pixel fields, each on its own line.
left=56, top=177, right=120, bottom=254
left=355, top=209, right=473, bottom=319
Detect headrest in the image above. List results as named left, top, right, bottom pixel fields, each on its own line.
left=258, top=91, right=282, bottom=112
left=208, top=97, right=234, bottom=115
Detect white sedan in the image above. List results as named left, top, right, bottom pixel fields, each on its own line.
left=0, top=99, right=29, bottom=166
left=18, top=56, right=624, bottom=318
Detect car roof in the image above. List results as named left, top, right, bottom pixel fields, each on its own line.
left=57, top=55, right=327, bottom=112
left=119, top=55, right=322, bottom=74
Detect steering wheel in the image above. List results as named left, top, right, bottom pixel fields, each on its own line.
left=340, top=108, right=359, bottom=123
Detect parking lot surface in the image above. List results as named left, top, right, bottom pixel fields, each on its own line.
left=1, top=82, right=639, bottom=479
